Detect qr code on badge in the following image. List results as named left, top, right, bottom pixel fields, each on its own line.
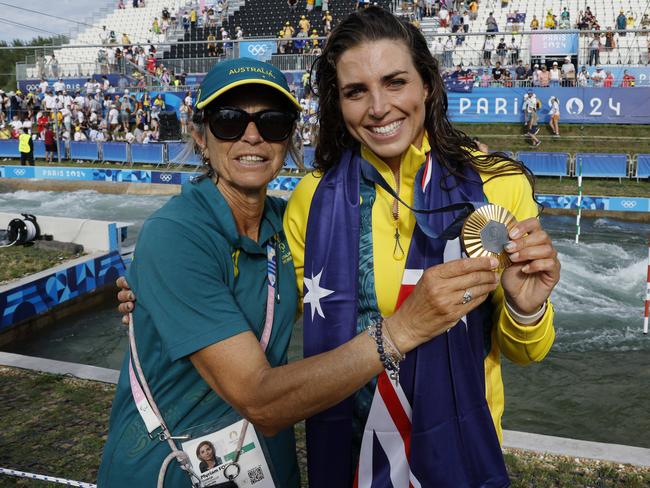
left=247, top=465, right=264, bottom=485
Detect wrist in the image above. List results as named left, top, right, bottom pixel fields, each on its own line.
left=505, top=298, right=547, bottom=325
left=383, top=315, right=417, bottom=354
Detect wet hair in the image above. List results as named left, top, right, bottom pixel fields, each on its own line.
left=313, top=6, right=536, bottom=199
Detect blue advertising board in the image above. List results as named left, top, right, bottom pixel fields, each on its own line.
left=537, top=194, right=650, bottom=212
left=448, top=87, right=650, bottom=124
left=239, top=40, right=277, bottom=62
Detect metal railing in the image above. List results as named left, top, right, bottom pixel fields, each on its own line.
left=13, top=30, right=650, bottom=81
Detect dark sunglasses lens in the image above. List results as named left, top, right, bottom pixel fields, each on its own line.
left=257, top=111, right=295, bottom=141
left=209, top=109, right=246, bottom=140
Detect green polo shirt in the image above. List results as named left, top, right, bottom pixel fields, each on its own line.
left=98, top=178, right=300, bottom=487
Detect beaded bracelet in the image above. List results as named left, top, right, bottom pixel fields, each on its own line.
left=367, top=317, right=404, bottom=386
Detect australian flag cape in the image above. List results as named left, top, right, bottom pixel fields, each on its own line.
left=303, top=148, right=510, bottom=488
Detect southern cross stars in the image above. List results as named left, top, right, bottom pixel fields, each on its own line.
left=303, top=269, right=334, bottom=321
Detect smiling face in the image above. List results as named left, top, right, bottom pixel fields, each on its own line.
left=195, top=86, right=292, bottom=195
left=336, top=39, right=429, bottom=170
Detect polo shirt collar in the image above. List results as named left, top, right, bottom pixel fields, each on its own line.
left=190, top=177, right=282, bottom=254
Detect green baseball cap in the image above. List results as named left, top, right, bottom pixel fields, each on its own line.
left=195, top=57, right=301, bottom=111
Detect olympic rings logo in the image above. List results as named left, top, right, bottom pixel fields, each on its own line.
left=159, top=173, right=173, bottom=183
left=247, top=44, right=268, bottom=56
left=620, top=200, right=637, bottom=209
left=13, top=168, right=26, bottom=176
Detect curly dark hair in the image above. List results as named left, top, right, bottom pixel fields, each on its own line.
left=312, top=6, right=536, bottom=198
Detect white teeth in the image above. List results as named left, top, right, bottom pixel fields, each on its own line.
left=370, top=120, right=402, bottom=136
left=238, top=155, right=264, bottom=162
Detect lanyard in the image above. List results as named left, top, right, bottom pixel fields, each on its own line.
left=129, top=239, right=279, bottom=446
left=359, top=153, right=485, bottom=241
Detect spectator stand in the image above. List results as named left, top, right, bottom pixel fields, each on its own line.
left=574, top=153, right=629, bottom=182
left=634, top=154, right=650, bottom=181
left=518, top=151, right=570, bottom=179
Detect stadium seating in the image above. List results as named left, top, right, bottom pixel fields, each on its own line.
left=575, top=153, right=628, bottom=180
left=635, top=154, right=650, bottom=179
left=518, top=151, right=569, bottom=178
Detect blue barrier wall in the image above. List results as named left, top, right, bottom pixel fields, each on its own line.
left=131, top=143, right=164, bottom=164
left=636, top=155, right=650, bottom=178
left=519, top=152, right=569, bottom=177
left=576, top=153, right=628, bottom=178
left=70, top=142, right=99, bottom=161
left=102, top=142, right=128, bottom=163
left=0, top=140, right=18, bottom=158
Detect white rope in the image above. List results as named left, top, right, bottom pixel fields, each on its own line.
left=0, top=467, right=96, bottom=487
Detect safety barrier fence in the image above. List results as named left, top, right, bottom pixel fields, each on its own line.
left=2, top=141, right=647, bottom=180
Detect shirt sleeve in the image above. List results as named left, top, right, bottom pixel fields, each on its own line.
left=129, top=217, right=251, bottom=362
left=482, top=169, right=556, bottom=364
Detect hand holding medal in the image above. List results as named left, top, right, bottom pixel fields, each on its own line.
left=461, top=205, right=560, bottom=318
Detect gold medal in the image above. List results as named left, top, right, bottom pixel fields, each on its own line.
left=461, top=204, right=517, bottom=270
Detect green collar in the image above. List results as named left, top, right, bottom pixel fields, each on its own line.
left=190, top=178, right=283, bottom=255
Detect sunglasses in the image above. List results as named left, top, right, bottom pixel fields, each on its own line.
left=205, top=106, right=297, bottom=142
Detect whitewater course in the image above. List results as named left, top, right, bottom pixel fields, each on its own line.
left=1, top=187, right=649, bottom=468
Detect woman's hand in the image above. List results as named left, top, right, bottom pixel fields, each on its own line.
left=501, top=218, right=561, bottom=315
left=387, top=256, right=500, bottom=352
left=116, top=276, right=136, bottom=325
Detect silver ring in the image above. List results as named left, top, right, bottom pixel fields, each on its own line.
left=462, top=289, right=472, bottom=304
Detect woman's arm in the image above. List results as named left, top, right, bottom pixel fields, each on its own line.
left=191, top=255, right=500, bottom=437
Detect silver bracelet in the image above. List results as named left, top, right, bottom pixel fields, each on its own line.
left=505, top=299, right=547, bottom=325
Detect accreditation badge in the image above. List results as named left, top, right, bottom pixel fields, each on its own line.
left=461, top=204, right=517, bottom=270
left=181, top=418, right=276, bottom=487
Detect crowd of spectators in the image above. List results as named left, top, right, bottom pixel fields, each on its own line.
left=0, top=78, right=195, bottom=151
left=439, top=59, right=637, bottom=88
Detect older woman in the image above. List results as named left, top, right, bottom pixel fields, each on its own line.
left=102, top=58, right=498, bottom=487
left=284, top=6, right=559, bottom=487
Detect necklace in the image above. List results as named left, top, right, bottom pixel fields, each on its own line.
left=391, top=171, right=405, bottom=261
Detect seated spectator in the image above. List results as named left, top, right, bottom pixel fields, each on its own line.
left=626, top=10, right=636, bottom=29
left=621, top=69, right=635, bottom=87
left=530, top=15, right=539, bottom=29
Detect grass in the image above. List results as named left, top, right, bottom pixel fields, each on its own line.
left=0, top=245, right=78, bottom=284
left=456, top=123, right=650, bottom=155
left=534, top=176, right=650, bottom=197
left=0, top=367, right=648, bottom=487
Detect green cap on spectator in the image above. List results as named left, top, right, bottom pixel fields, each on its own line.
left=195, top=58, right=301, bottom=111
